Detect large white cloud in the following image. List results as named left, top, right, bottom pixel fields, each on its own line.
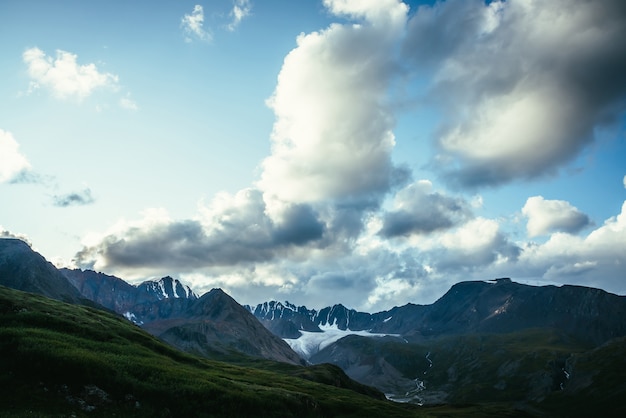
left=23, top=48, right=119, bottom=101
left=258, top=0, right=409, bottom=205
left=404, top=0, right=626, bottom=187
left=522, top=196, right=591, bottom=237
left=0, top=129, right=32, bottom=183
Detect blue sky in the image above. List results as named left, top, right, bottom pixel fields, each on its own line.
left=1, top=0, right=625, bottom=311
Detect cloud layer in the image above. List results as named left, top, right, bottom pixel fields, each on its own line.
left=65, top=0, right=626, bottom=311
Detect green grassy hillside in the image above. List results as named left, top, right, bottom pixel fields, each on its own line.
left=0, top=285, right=426, bottom=417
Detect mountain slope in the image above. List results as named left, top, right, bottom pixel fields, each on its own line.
left=148, top=289, right=304, bottom=365
left=0, top=284, right=425, bottom=417
left=63, top=268, right=303, bottom=364
left=0, top=239, right=86, bottom=305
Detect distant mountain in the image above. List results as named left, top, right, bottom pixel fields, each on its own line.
left=61, top=268, right=197, bottom=322
left=251, top=278, right=626, bottom=347
left=62, top=268, right=303, bottom=365
left=0, top=238, right=86, bottom=305
left=250, top=278, right=626, bottom=410
left=245, top=301, right=387, bottom=338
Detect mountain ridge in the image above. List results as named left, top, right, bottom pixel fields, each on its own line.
left=248, top=277, right=626, bottom=347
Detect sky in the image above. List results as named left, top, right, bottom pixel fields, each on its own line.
left=1, top=0, right=625, bottom=312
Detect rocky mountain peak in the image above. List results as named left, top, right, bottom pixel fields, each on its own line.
left=137, top=276, right=197, bottom=301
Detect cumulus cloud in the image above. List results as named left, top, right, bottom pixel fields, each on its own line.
left=379, top=179, right=471, bottom=237
left=258, top=0, right=409, bottom=205
left=227, top=0, right=252, bottom=31
left=52, top=188, right=95, bottom=207
left=515, top=200, right=626, bottom=292
left=0, top=129, right=32, bottom=183
left=522, top=196, right=591, bottom=237
left=182, top=5, right=212, bottom=42
left=23, top=48, right=119, bottom=100
left=403, top=0, right=626, bottom=187
left=433, top=217, right=521, bottom=271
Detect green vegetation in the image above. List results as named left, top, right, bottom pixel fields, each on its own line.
left=330, top=329, right=588, bottom=404
left=321, top=329, right=626, bottom=416
left=1, top=285, right=426, bottom=417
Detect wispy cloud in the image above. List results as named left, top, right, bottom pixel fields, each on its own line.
left=181, top=5, right=212, bottom=42
left=22, top=48, right=119, bottom=101
left=227, top=0, right=252, bottom=31
left=119, top=93, right=139, bottom=111
left=52, top=188, right=95, bottom=207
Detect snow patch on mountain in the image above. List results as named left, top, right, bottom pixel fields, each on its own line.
left=284, top=323, right=398, bottom=359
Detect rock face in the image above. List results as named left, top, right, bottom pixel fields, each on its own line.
left=62, top=269, right=303, bottom=365
left=0, top=239, right=85, bottom=304
left=61, top=269, right=197, bottom=320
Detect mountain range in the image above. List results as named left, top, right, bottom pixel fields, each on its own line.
left=246, top=278, right=626, bottom=410
left=247, top=277, right=626, bottom=347
left=1, top=237, right=625, bottom=416
left=0, top=239, right=301, bottom=365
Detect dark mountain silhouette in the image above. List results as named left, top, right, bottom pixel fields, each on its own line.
left=0, top=238, right=86, bottom=305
